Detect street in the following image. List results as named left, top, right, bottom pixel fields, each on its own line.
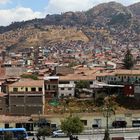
left=29, top=131, right=140, bottom=140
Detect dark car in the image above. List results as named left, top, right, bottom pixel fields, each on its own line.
left=112, top=120, right=127, bottom=128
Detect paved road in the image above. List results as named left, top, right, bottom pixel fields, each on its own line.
left=29, top=131, right=140, bottom=140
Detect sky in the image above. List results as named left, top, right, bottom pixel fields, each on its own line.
left=0, top=0, right=139, bottom=26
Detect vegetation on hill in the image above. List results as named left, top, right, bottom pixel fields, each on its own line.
left=44, top=94, right=140, bottom=115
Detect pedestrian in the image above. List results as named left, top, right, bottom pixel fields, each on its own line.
left=43, top=136, right=45, bottom=140
left=37, top=136, right=41, bottom=140
left=69, top=134, right=73, bottom=140
left=75, top=136, right=79, bottom=140
left=32, top=137, right=35, bottom=140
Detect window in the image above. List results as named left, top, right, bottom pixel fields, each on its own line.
left=48, top=85, right=50, bottom=90
left=52, top=85, right=56, bottom=89
left=112, top=121, right=127, bottom=128
left=5, top=124, right=9, bottom=128
left=68, top=88, right=72, bottom=90
left=39, top=88, right=42, bottom=91
left=69, top=94, right=72, bottom=96
left=13, top=88, right=18, bottom=92
left=60, top=94, right=64, bottom=98
left=132, top=120, right=140, bottom=127
left=59, top=81, right=69, bottom=84
left=26, top=88, right=28, bottom=92
left=90, top=81, right=93, bottom=84
left=31, top=88, right=36, bottom=91
left=81, top=120, right=87, bottom=126
left=94, top=119, right=102, bottom=128
left=61, top=88, right=64, bottom=90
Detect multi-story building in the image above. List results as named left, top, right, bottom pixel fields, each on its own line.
left=96, top=70, right=140, bottom=84
left=8, top=80, right=44, bottom=115
left=44, top=76, right=59, bottom=98
left=58, top=84, right=75, bottom=98
left=96, top=70, right=140, bottom=97
left=0, top=92, right=7, bottom=115
left=59, top=73, right=96, bottom=98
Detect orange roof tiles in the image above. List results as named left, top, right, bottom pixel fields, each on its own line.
left=9, top=80, right=43, bottom=87
left=59, top=74, right=96, bottom=81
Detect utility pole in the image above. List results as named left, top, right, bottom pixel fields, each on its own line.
left=103, top=96, right=115, bottom=140
left=103, top=107, right=111, bottom=140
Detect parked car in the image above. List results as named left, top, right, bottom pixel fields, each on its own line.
left=52, top=130, right=67, bottom=137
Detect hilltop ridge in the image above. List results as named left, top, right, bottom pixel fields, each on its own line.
left=0, top=1, right=139, bottom=51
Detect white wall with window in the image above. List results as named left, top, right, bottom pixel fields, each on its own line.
left=58, top=84, right=75, bottom=98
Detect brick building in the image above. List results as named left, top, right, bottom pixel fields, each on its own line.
left=8, top=80, right=44, bottom=115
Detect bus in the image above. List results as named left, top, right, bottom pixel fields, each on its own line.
left=0, top=128, right=28, bottom=140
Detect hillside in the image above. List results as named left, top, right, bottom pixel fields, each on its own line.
left=0, top=26, right=89, bottom=51
left=128, top=2, right=140, bottom=19
left=0, top=2, right=139, bottom=51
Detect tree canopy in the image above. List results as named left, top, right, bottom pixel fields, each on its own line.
left=37, top=127, right=52, bottom=137
left=21, top=74, right=38, bottom=80
left=61, top=116, right=84, bottom=134
left=76, top=81, right=90, bottom=89
left=123, top=49, right=134, bottom=69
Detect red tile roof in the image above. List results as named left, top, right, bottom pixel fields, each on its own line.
left=9, top=80, right=43, bottom=87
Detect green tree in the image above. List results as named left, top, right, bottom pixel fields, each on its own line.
left=21, top=74, right=38, bottom=80
left=76, top=81, right=90, bottom=89
left=123, top=49, right=134, bottom=69
left=37, top=127, right=52, bottom=137
left=75, top=81, right=90, bottom=98
left=95, top=97, right=104, bottom=107
left=61, top=116, right=84, bottom=134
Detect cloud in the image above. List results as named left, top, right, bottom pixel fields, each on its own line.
left=0, top=0, right=10, bottom=4
left=45, top=0, right=140, bottom=14
left=45, top=0, right=94, bottom=14
left=0, top=0, right=139, bottom=26
left=0, top=7, right=45, bottom=26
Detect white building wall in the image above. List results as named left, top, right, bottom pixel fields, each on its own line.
left=134, top=85, right=140, bottom=99
left=134, top=85, right=140, bottom=93
left=47, top=113, right=138, bottom=129
left=58, top=84, right=75, bottom=97
left=69, top=81, right=75, bottom=84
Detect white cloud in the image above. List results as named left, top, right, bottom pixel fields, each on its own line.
left=45, top=0, right=94, bottom=14
left=0, top=0, right=10, bottom=4
left=0, top=7, right=45, bottom=26
left=0, top=0, right=139, bottom=26
left=46, top=0, right=140, bottom=14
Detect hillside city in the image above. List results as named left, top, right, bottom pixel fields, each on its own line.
left=0, top=1, right=140, bottom=140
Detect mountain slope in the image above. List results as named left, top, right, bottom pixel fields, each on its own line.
left=128, top=2, right=140, bottom=19
left=0, top=2, right=139, bottom=51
